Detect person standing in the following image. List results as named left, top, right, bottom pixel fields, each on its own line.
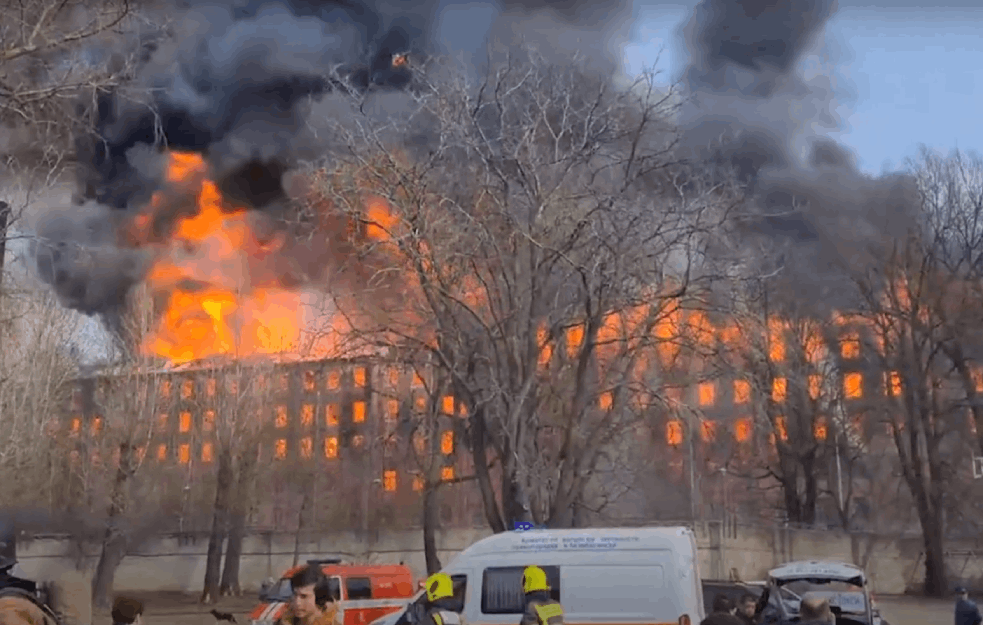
left=736, top=594, right=758, bottom=625
left=699, top=595, right=743, bottom=625
left=111, top=596, right=144, bottom=625
left=797, top=595, right=835, bottom=625
left=519, top=566, right=563, bottom=625
left=416, top=573, right=464, bottom=625
left=956, top=587, right=983, bottom=625
left=275, top=565, right=341, bottom=625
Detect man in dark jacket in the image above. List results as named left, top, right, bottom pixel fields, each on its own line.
left=112, top=596, right=144, bottom=625
left=700, top=595, right=743, bottom=625
left=956, top=587, right=983, bottom=625
left=736, top=594, right=757, bottom=625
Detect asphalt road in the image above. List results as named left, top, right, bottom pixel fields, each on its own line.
left=878, top=595, right=952, bottom=625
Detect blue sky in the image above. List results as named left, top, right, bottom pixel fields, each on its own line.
left=621, top=1, right=983, bottom=175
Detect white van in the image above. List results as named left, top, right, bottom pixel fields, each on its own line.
left=373, top=526, right=704, bottom=625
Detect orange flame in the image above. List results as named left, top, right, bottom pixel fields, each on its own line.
left=138, top=152, right=346, bottom=365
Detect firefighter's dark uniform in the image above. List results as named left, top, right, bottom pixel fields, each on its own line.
left=519, top=567, right=563, bottom=625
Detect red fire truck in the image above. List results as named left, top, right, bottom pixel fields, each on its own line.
left=250, top=560, right=416, bottom=625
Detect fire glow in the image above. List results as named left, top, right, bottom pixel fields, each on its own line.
left=133, top=152, right=347, bottom=365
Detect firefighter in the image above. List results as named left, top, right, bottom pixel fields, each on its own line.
left=520, top=566, right=563, bottom=625
left=415, top=573, right=463, bottom=625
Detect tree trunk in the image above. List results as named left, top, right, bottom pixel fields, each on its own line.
left=201, top=450, right=234, bottom=604
left=469, top=412, right=506, bottom=532
left=0, top=200, right=9, bottom=286
left=220, top=511, right=246, bottom=597
left=220, top=446, right=256, bottom=596
left=91, top=443, right=134, bottom=609
left=918, top=501, right=947, bottom=597
left=422, top=485, right=442, bottom=574
left=292, top=483, right=311, bottom=568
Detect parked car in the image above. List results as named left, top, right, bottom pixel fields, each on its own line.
left=756, top=560, right=888, bottom=625
left=701, top=580, right=765, bottom=616
left=251, top=559, right=415, bottom=625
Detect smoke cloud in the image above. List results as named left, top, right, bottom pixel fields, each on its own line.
left=678, top=0, right=917, bottom=312
left=35, top=0, right=631, bottom=331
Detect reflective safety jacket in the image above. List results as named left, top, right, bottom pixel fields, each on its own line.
left=520, top=596, right=564, bottom=625
left=420, top=607, right=464, bottom=625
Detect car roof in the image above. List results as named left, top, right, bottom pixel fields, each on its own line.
left=451, top=526, right=696, bottom=560
left=768, top=561, right=866, bottom=585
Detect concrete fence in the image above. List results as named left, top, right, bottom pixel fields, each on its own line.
left=12, top=523, right=983, bottom=595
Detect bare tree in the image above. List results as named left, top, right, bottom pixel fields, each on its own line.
left=306, top=47, right=740, bottom=531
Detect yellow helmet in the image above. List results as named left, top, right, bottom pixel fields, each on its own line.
left=522, top=566, right=550, bottom=594
left=426, top=572, right=453, bottom=602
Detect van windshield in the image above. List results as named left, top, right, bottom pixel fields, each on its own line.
left=260, top=579, right=293, bottom=603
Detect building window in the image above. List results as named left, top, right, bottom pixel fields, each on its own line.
left=389, top=368, right=400, bottom=387
left=599, top=392, right=613, bottom=410
left=809, top=374, right=822, bottom=400
left=156, top=444, right=167, bottom=461
left=413, top=474, right=425, bottom=491
left=227, top=379, right=239, bottom=395
left=275, top=439, right=287, bottom=459
left=157, top=414, right=168, bottom=432
left=278, top=374, right=289, bottom=392
left=325, top=437, right=338, bottom=459
left=299, top=404, right=314, bottom=427
left=441, top=466, right=455, bottom=482
left=772, top=377, right=786, bottom=403
left=327, top=370, right=341, bottom=390
left=775, top=416, right=788, bottom=442
left=566, top=325, right=584, bottom=357
left=414, top=395, right=426, bottom=412
left=383, top=470, right=397, bottom=492
left=91, top=417, right=103, bottom=436
left=844, top=373, right=863, bottom=399
left=206, top=378, right=217, bottom=397
left=840, top=332, right=860, bottom=359
left=442, top=395, right=455, bottom=414
left=202, top=442, right=214, bottom=463
left=885, top=371, right=902, bottom=397
left=303, top=371, right=316, bottom=392
left=441, top=431, right=454, bottom=455
left=733, top=380, right=750, bottom=404
left=159, top=379, right=171, bottom=398
left=666, top=419, right=683, bottom=446
left=274, top=405, right=287, bottom=428
left=326, top=404, right=340, bottom=427
left=353, top=401, right=366, bottom=423
left=181, top=379, right=194, bottom=399
left=698, top=382, right=715, bottom=406
left=735, top=417, right=752, bottom=443
left=354, top=367, right=367, bottom=387
left=179, top=411, right=192, bottom=433
left=203, top=410, right=215, bottom=432
left=352, top=435, right=365, bottom=449
left=300, top=437, right=313, bottom=459
left=814, top=416, right=828, bottom=441
left=385, top=400, right=399, bottom=422
left=768, top=318, right=785, bottom=362
left=412, top=372, right=424, bottom=389
left=700, top=419, right=716, bottom=443
left=178, top=444, right=190, bottom=464
left=71, top=418, right=81, bottom=435
left=413, top=433, right=426, bottom=455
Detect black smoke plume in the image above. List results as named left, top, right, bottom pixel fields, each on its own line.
left=34, top=0, right=631, bottom=336
left=679, top=0, right=917, bottom=313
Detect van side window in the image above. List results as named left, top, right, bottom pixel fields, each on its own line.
left=448, top=575, right=468, bottom=613
left=481, top=566, right=560, bottom=614
left=327, top=576, right=342, bottom=602
left=346, top=577, right=372, bottom=600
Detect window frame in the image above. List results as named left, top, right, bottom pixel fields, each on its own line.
left=480, top=565, right=560, bottom=615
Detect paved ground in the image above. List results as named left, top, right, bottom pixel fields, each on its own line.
left=96, top=592, right=258, bottom=625
left=877, top=595, right=951, bottom=625
left=107, top=592, right=953, bottom=625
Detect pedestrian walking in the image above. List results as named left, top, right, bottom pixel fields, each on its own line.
left=736, top=594, right=758, bottom=625
left=956, top=587, right=983, bottom=625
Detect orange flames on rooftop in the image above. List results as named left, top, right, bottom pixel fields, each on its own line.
left=133, top=152, right=353, bottom=366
